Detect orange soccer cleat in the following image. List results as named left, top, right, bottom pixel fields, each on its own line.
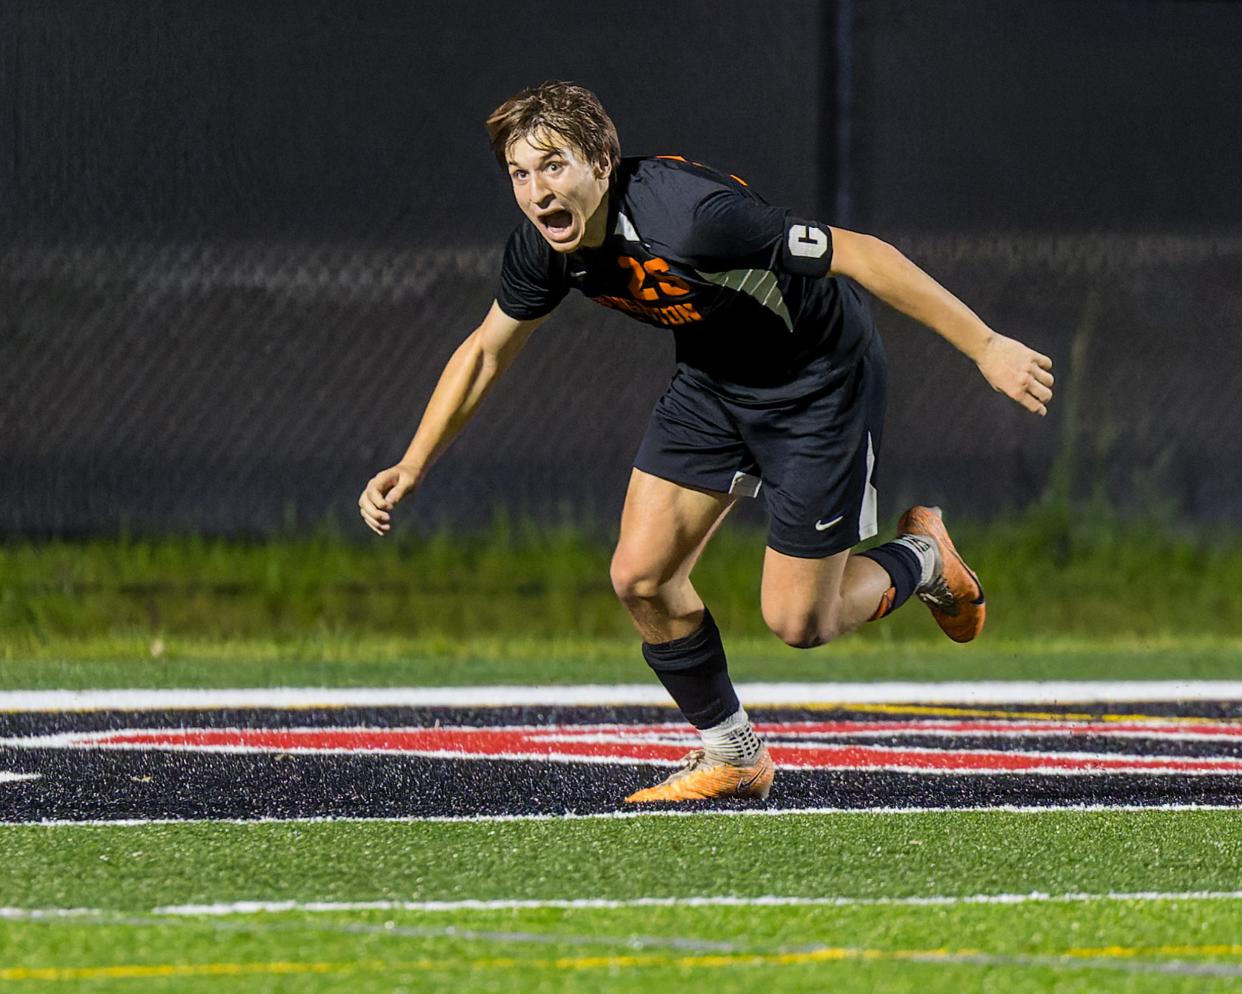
left=624, top=746, right=775, bottom=803
left=897, top=505, right=986, bottom=643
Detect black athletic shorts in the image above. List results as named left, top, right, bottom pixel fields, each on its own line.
left=634, top=332, right=887, bottom=558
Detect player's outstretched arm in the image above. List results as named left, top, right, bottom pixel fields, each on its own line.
left=358, top=302, right=546, bottom=536
left=828, top=227, right=1054, bottom=416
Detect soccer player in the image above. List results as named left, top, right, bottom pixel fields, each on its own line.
left=359, top=81, right=1054, bottom=803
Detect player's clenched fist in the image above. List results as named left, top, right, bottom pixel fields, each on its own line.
left=358, top=464, right=418, bottom=536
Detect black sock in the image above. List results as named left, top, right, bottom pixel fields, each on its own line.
left=858, top=538, right=926, bottom=620
left=642, top=609, right=739, bottom=730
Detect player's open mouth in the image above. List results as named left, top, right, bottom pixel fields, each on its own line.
left=539, top=209, right=575, bottom=239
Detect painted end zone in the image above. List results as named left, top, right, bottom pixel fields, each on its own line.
left=1, top=684, right=1240, bottom=822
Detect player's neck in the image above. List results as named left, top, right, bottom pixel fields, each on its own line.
left=580, top=186, right=612, bottom=250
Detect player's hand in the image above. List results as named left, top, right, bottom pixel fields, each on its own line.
left=975, top=334, right=1054, bottom=416
left=359, top=464, right=419, bottom=536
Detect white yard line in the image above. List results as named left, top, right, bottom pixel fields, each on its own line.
left=4, top=801, right=1242, bottom=830
left=3, top=681, right=1242, bottom=712
left=0, top=773, right=40, bottom=785
left=3, top=889, right=1242, bottom=922
left=151, top=890, right=1242, bottom=916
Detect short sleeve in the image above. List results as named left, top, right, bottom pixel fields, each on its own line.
left=496, top=224, right=570, bottom=321
left=688, top=189, right=834, bottom=278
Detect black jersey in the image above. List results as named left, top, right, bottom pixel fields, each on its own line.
left=496, top=155, right=874, bottom=403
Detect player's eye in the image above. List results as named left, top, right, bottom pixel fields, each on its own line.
left=546, top=161, right=563, bottom=173
left=511, top=170, right=528, bottom=181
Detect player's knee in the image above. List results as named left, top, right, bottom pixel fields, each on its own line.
left=609, top=554, right=665, bottom=604
left=764, top=608, right=843, bottom=649
left=777, top=624, right=833, bottom=650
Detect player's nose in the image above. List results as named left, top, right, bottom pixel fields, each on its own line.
left=528, top=172, right=553, bottom=205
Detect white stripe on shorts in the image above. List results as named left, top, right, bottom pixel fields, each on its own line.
left=858, top=431, right=878, bottom=541
left=728, top=470, right=762, bottom=498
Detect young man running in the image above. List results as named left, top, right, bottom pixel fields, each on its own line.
left=358, top=81, right=1054, bottom=803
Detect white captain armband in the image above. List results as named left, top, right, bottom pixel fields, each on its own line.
left=780, top=219, right=834, bottom=278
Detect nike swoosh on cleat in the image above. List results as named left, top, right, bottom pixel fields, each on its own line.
left=815, top=515, right=844, bottom=532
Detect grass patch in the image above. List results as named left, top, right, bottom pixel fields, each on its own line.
left=3, top=811, right=1241, bottom=992
left=4, top=809, right=1240, bottom=908
left=2, top=635, right=1241, bottom=689
left=2, top=508, right=1240, bottom=677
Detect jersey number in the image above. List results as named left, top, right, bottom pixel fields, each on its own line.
left=618, top=255, right=691, bottom=301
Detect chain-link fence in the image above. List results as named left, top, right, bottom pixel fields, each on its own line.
left=3, top=233, right=1238, bottom=536
left=3, top=0, right=1239, bottom=536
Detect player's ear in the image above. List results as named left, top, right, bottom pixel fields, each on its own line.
left=594, top=158, right=612, bottom=181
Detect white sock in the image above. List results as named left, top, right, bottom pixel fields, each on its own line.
left=699, top=708, right=763, bottom=765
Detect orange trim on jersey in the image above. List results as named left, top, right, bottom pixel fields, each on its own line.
left=657, top=154, right=747, bottom=188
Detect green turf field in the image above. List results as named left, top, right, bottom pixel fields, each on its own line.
left=2, top=514, right=1240, bottom=990
left=3, top=634, right=1242, bottom=690
left=3, top=811, right=1242, bottom=991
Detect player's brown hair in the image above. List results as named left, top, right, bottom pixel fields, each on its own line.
left=485, top=81, right=621, bottom=177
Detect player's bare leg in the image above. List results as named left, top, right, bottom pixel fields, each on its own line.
left=611, top=469, right=773, bottom=802
left=761, top=507, right=985, bottom=649
left=760, top=548, right=892, bottom=648
left=609, top=468, right=732, bottom=646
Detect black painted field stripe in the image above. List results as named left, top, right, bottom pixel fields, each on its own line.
left=4, top=701, right=1242, bottom=737
left=3, top=702, right=1242, bottom=823
left=3, top=749, right=1241, bottom=823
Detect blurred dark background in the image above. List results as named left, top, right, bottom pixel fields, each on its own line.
left=2, top=0, right=1240, bottom=536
